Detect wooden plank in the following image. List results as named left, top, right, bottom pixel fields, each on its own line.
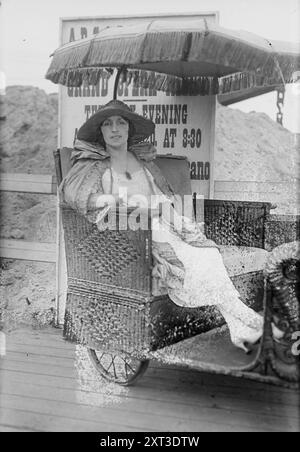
left=1, top=350, right=298, bottom=431
left=2, top=364, right=299, bottom=420
left=5, top=342, right=75, bottom=359
left=3, top=365, right=298, bottom=411
left=2, top=356, right=298, bottom=417
left=4, top=328, right=297, bottom=395
left=0, top=424, right=39, bottom=432
left=0, top=358, right=80, bottom=379
left=4, top=330, right=298, bottom=397
left=0, top=239, right=56, bottom=263
left=0, top=173, right=57, bottom=194
left=0, top=393, right=220, bottom=432
left=2, top=330, right=299, bottom=428
left=5, top=327, right=64, bottom=340
left=214, top=181, right=288, bottom=194
left=0, top=393, right=285, bottom=432
left=4, top=351, right=76, bottom=369
left=1, top=343, right=298, bottom=431
left=2, top=364, right=298, bottom=432
left=0, top=406, right=264, bottom=433
left=6, top=338, right=73, bottom=352
left=0, top=407, right=142, bottom=432
left=214, top=191, right=284, bottom=204
left=2, top=354, right=298, bottom=410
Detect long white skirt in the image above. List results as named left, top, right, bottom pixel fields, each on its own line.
left=152, top=217, right=264, bottom=352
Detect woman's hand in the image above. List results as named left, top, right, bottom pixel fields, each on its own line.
left=88, top=193, right=123, bottom=209
left=96, top=194, right=117, bottom=209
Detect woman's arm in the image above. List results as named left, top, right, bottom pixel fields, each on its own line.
left=60, top=160, right=105, bottom=217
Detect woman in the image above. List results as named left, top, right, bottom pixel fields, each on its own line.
left=61, top=99, right=282, bottom=352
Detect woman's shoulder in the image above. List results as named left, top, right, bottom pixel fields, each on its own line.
left=71, top=154, right=111, bottom=174
left=130, top=143, right=164, bottom=174
left=130, top=142, right=157, bottom=162
left=60, top=155, right=110, bottom=194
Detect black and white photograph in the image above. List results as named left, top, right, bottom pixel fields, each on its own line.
left=0, top=0, right=299, bottom=434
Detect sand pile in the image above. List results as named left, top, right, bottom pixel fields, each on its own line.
left=215, top=105, right=299, bottom=182
left=0, top=86, right=57, bottom=174
left=215, top=105, right=299, bottom=214
left=0, top=86, right=298, bottom=330
left=0, top=86, right=58, bottom=330
left=0, top=259, right=56, bottom=331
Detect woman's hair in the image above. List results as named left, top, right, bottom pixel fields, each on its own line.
left=98, top=116, right=135, bottom=148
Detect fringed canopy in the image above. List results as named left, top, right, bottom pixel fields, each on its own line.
left=45, top=18, right=300, bottom=96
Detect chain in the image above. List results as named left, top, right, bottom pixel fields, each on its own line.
left=276, top=86, right=285, bottom=126
left=265, top=39, right=286, bottom=127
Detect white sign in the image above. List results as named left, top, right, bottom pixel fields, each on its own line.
left=59, top=13, right=218, bottom=198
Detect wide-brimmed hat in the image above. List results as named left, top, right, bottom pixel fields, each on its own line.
left=77, top=99, right=155, bottom=145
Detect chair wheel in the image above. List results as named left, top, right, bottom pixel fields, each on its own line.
left=87, top=349, right=149, bottom=386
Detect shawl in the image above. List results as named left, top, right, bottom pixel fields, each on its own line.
left=60, top=140, right=175, bottom=223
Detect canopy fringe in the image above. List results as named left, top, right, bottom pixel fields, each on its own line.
left=123, top=69, right=219, bottom=96
left=86, top=31, right=198, bottom=67
left=46, top=41, right=91, bottom=81
left=219, top=72, right=286, bottom=94
left=46, top=28, right=300, bottom=91
left=46, top=65, right=291, bottom=96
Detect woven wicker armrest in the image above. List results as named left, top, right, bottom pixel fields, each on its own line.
left=265, top=214, right=300, bottom=250
left=196, top=199, right=271, bottom=248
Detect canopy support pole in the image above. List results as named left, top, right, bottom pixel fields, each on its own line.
left=113, top=67, right=125, bottom=100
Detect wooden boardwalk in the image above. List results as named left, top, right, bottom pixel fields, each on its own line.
left=0, top=327, right=299, bottom=432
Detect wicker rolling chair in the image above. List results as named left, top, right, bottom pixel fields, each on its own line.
left=53, top=148, right=272, bottom=385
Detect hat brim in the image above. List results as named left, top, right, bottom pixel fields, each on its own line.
left=77, top=106, right=155, bottom=145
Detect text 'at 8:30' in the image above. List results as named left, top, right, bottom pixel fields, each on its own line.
left=183, top=128, right=202, bottom=148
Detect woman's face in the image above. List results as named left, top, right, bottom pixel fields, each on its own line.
left=100, top=115, right=129, bottom=148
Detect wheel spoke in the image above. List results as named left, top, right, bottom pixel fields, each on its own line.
left=98, top=352, right=111, bottom=372
left=106, top=358, right=114, bottom=373
left=111, top=356, right=117, bottom=379
left=124, top=363, right=129, bottom=379
left=96, top=352, right=106, bottom=367
left=120, top=357, right=129, bottom=378
left=88, top=348, right=149, bottom=386
left=125, top=361, right=136, bottom=375
left=99, top=352, right=105, bottom=362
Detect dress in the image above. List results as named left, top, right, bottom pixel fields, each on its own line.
left=101, top=165, right=265, bottom=352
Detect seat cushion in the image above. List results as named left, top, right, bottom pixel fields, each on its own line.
left=220, top=246, right=269, bottom=277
